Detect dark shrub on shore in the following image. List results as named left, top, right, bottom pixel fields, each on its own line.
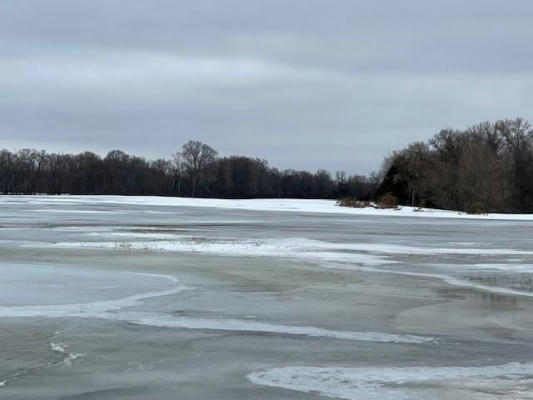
left=336, top=198, right=372, bottom=208
left=378, top=193, right=400, bottom=209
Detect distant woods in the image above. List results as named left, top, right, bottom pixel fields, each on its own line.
left=3, top=118, right=533, bottom=213
left=377, top=118, right=533, bottom=213
left=0, top=141, right=377, bottom=200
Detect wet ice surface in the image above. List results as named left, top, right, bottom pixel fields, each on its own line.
left=0, top=264, right=177, bottom=307
left=1, top=196, right=533, bottom=399
left=0, top=263, right=431, bottom=343
left=248, top=363, right=533, bottom=400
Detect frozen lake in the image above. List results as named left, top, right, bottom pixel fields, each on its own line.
left=1, top=196, right=533, bottom=399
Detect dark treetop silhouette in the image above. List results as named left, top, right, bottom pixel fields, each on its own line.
left=0, top=140, right=376, bottom=200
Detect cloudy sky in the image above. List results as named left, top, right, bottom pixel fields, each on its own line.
left=2, top=1, right=533, bottom=173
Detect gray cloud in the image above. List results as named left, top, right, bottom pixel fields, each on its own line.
left=2, top=0, right=533, bottom=173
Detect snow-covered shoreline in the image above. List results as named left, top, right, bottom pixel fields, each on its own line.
left=4, top=194, right=533, bottom=221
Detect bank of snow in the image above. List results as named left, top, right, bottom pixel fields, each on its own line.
left=5, top=195, right=533, bottom=221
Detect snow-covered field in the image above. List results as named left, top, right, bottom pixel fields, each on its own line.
left=1, top=195, right=533, bottom=399
left=5, top=194, right=533, bottom=220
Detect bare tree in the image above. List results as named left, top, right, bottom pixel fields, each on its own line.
left=179, top=140, right=218, bottom=197
left=171, top=152, right=184, bottom=195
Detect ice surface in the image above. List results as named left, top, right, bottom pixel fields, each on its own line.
left=0, top=264, right=182, bottom=307
left=50, top=343, right=67, bottom=353
left=2, top=195, right=533, bottom=398
left=443, top=263, right=533, bottom=273
left=351, top=265, right=533, bottom=298
left=53, top=237, right=396, bottom=267
left=115, top=312, right=433, bottom=343
left=49, top=342, right=85, bottom=367
left=248, top=362, right=533, bottom=400
left=48, top=236, right=533, bottom=298
left=54, top=236, right=533, bottom=257
left=0, top=263, right=432, bottom=344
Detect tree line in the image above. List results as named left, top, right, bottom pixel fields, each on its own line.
left=377, top=118, right=533, bottom=213
left=0, top=141, right=377, bottom=199
left=4, top=117, right=532, bottom=213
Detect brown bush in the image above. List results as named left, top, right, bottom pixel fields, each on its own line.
left=378, top=192, right=399, bottom=209
left=336, top=197, right=372, bottom=208
left=464, top=203, right=488, bottom=215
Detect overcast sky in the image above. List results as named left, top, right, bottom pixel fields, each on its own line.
left=2, top=1, right=533, bottom=174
